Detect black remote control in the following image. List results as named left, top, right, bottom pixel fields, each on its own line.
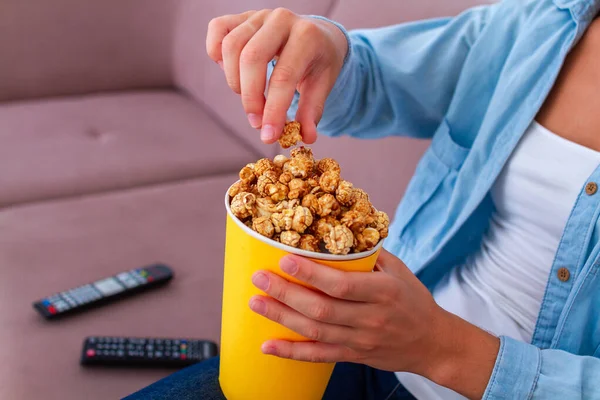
left=33, top=264, right=174, bottom=319
left=80, top=336, right=218, bottom=367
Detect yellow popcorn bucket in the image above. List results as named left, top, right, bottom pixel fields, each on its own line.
left=219, top=183, right=383, bottom=400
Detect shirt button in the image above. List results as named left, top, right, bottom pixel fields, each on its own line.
left=557, top=267, right=570, bottom=282
left=585, top=182, right=597, bottom=195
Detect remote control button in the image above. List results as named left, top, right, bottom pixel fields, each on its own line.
left=173, top=352, right=179, bottom=358
left=174, top=340, right=180, bottom=345
left=118, top=338, right=125, bottom=344
left=97, top=344, right=104, bottom=350
left=42, top=299, right=51, bottom=306
left=146, top=345, right=153, bottom=351
left=165, top=352, right=171, bottom=357
left=172, top=346, right=178, bottom=352
left=165, top=340, right=172, bottom=346
left=180, top=354, right=187, bottom=360
left=89, top=337, right=96, bottom=344
left=111, top=344, right=118, bottom=350
left=155, top=351, right=162, bottom=357
left=86, top=349, right=96, bottom=357
left=117, top=350, right=124, bottom=357
left=48, top=305, right=57, bottom=314
left=147, top=276, right=154, bottom=282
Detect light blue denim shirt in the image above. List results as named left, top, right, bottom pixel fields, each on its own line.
left=284, top=0, right=600, bottom=398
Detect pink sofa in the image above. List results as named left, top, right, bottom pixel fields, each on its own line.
left=0, top=0, right=485, bottom=398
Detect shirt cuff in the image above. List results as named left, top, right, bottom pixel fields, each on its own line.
left=483, top=336, right=541, bottom=399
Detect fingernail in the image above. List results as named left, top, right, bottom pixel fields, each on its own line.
left=247, top=113, right=262, bottom=129
left=217, top=60, right=223, bottom=70
left=280, top=257, right=298, bottom=275
left=260, top=124, right=276, bottom=142
left=249, top=297, right=267, bottom=315
left=261, top=343, right=277, bottom=355
left=252, top=272, right=269, bottom=291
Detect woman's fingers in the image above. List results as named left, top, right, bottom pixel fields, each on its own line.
left=239, top=13, right=293, bottom=128
left=206, top=11, right=255, bottom=64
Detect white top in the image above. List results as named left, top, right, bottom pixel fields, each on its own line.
left=396, top=121, right=600, bottom=399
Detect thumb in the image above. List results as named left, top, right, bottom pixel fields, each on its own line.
left=294, top=73, right=332, bottom=144
left=374, top=249, right=410, bottom=280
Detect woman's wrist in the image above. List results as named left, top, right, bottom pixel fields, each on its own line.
left=420, top=308, right=501, bottom=399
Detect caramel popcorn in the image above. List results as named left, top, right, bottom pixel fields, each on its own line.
left=271, top=209, right=295, bottom=233
left=312, top=216, right=340, bottom=240
left=252, top=216, right=275, bottom=238
left=239, top=164, right=256, bottom=184
left=354, top=227, right=381, bottom=252
left=317, top=158, right=341, bottom=174
left=371, top=210, right=390, bottom=239
left=231, top=192, right=256, bottom=219
left=324, top=225, right=354, bottom=255
left=318, top=193, right=341, bottom=217
left=279, top=121, right=303, bottom=149
left=336, top=180, right=354, bottom=206
left=228, top=180, right=252, bottom=197
left=255, top=158, right=277, bottom=177
left=291, top=206, right=314, bottom=233
left=319, top=170, right=340, bottom=194
left=273, top=154, right=289, bottom=168
left=340, top=209, right=371, bottom=234
left=280, top=230, right=302, bottom=247
left=229, top=121, right=389, bottom=254
left=288, top=178, right=310, bottom=199
left=286, top=147, right=314, bottom=179
left=299, top=234, right=320, bottom=252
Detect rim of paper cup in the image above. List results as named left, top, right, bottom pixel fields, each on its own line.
left=224, top=182, right=384, bottom=261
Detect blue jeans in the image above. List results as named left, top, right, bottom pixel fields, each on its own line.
left=123, top=357, right=416, bottom=400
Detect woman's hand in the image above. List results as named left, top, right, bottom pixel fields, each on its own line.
left=206, top=9, right=348, bottom=144
left=249, top=249, right=500, bottom=399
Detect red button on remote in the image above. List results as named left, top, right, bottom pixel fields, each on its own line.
left=87, top=349, right=95, bottom=357
left=180, top=354, right=187, bottom=360
left=147, top=276, right=154, bottom=282
left=48, top=306, right=57, bottom=314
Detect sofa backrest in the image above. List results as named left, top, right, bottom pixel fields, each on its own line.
left=0, top=0, right=176, bottom=102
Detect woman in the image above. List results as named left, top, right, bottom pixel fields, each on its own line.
left=126, top=0, right=600, bottom=398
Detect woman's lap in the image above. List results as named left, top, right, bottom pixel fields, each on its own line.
left=122, top=357, right=415, bottom=400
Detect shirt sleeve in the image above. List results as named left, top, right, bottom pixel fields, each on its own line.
left=275, top=5, right=498, bottom=139
left=484, top=336, right=600, bottom=399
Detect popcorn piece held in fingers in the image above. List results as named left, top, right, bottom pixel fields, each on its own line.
left=278, top=121, right=302, bottom=149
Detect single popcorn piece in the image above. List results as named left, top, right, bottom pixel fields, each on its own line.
left=340, top=209, right=372, bottom=234
left=278, top=121, right=302, bottom=149
left=318, top=193, right=341, bottom=217
left=336, top=180, right=354, bottom=206
left=353, top=188, right=370, bottom=203
left=278, top=171, right=294, bottom=185
left=255, top=158, right=277, bottom=176
left=231, top=192, right=256, bottom=219
left=291, top=206, right=314, bottom=233
left=280, top=230, right=302, bottom=247
left=228, top=180, right=252, bottom=197
left=288, top=178, right=310, bottom=199
left=286, top=147, right=314, bottom=179
left=352, top=198, right=373, bottom=215
left=301, top=193, right=321, bottom=215
left=239, top=163, right=256, bottom=184
left=307, top=173, right=321, bottom=189
left=312, top=215, right=340, bottom=239
left=319, top=170, right=340, bottom=193
left=271, top=209, right=295, bottom=233
left=266, top=182, right=289, bottom=202
left=255, top=197, right=279, bottom=218
left=354, top=227, right=380, bottom=252
left=299, top=234, right=320, bottom=252
left=371, top=210, right=390, bottom=238
left=274, top=154, right=289, bottom=169
left=252, top=216, right=275, bottom=238
left=280, top=199, right=300, bottom=210
left=257, top=170, right=279, bottom=196
left=324, top=225, right=354, bottom=255
left=317, top=158, right=341, bottom=174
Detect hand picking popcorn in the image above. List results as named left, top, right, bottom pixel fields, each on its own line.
left=229, top=122, right=389, bottom=255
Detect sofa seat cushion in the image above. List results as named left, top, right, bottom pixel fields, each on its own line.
left=0, top=174, right=235, bottom=399
left=0, top=90, right=264, bottom=207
